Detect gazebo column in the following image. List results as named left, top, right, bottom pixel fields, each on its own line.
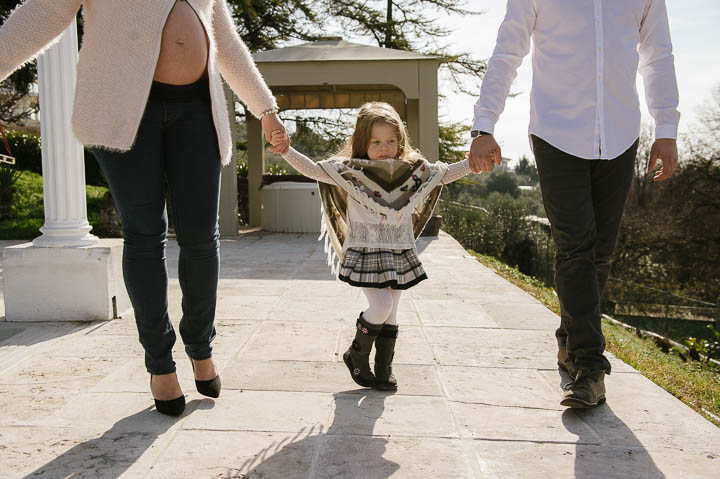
left=418, top=61, right=441, bottom=235
left=407, top=98, right=420, bottom=152
left=417, top=62, right=439, bottom=163
left=219, top=83, right=239, bottom=236
left=2, top=19, right=130, bottom=321
left=247, top=115, right=265, bottom=226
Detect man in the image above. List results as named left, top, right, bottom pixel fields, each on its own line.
left=469, top=0, right=680, bottom=408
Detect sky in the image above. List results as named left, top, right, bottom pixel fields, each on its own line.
left=435, top=0, right=720, bottom=165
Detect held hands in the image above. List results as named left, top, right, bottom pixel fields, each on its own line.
left=269, top=129, right=290, bottom=155
left=468, top=135, right=502, bottom=173
left=261, top=113, right=290, bottom=154
left=648, top=138, right=678, bottom=181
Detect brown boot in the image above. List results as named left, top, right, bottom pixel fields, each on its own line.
left=560, top=369, right=606, bottom=408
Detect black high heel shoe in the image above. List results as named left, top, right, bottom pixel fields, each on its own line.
left=189, top=356, right=221, bottom=398
left=150, top=375, right=185, bottom=417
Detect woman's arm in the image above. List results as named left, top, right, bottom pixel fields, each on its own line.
left=281, top=147, right=334, bottom=184
left=441, top=158, right=473, bottom=184
left=212, top=0, right=278, bottom=119
left=0, top=0, right=82, bottom=82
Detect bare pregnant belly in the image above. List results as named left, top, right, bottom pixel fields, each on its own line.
left=153, top=0, right=209, bottom=85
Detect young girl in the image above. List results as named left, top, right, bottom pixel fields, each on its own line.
left=274, top=102, right=472, bottom=390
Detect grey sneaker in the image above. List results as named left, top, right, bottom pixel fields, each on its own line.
left=560, top=370, right=606, bottom=408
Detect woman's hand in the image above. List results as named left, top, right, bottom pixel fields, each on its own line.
left=261, top=113, right=290, bottom=154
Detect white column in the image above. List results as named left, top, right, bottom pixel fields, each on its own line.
left=2, top=19, right=130, bottom=322
left=32, top=19, right=97, bottom=248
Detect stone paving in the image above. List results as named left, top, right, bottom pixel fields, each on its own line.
left=0, top=232, right=718, bottom=478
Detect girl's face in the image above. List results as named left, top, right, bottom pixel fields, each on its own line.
left=366, top=122, right=399, bottom=161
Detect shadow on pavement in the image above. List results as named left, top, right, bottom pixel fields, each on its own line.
left=562, top=405, right=665, bottom=478
left=227, top=389, right=400, bottom=478
left=0, top=322, right=100, bottom=374
left=558, top=368, right=665, bottom=477
left=23, top=399, right=210, bottom=479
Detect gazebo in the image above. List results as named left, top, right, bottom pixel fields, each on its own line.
left=241, top=38, right=442, bottom=226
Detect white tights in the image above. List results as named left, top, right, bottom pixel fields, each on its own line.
left=361, top=287, right=403, bottom=325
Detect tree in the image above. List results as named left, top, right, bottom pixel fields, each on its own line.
left=225, top=0, right=319, bottom=52
left=313, top=0, right=486, bottom=94
left=514, top=155, right=538, bottom=183
left=438, top=121, right=469, bottom=164
left=290, top=121, right=345, bottom=159
left=612, top=89, right=720, bottom=304
left=485, top=171, right=520, bottom=198
left=694, top=85, right=720, bottom=156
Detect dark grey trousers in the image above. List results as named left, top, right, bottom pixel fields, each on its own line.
left=531, top=135, right=638, bottom=374
left=93, top=77, right=222, bottom=375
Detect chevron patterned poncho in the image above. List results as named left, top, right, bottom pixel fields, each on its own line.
left=315, top=154, right=449, bottom=275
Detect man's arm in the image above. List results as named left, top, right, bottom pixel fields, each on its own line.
left=638, top=0, right=680, bottom=181
left=469, top=0, right=536, bottom=173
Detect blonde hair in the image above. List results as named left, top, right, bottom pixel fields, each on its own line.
left=336, top=102, right=420, bottom=162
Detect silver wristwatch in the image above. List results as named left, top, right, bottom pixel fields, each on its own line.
left=471, top=130, right=491, bottom=139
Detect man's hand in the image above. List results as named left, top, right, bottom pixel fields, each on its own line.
left=648, top=138, right=678, bottom=181
left=469, top=135, right=502, bottom=173
left=261, top=113, right=290, bottom=154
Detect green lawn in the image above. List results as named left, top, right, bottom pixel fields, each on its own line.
left=470, top=251, right=720, bottom=427
left=0, top=170, right=109, bottom=240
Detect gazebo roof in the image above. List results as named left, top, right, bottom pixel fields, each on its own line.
left=252, top=38, right=440, bottom=63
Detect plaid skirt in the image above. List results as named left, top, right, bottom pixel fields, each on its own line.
left=338, top=247, right=427, bottom=289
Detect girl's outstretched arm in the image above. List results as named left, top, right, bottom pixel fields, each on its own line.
left=441, top=157, right=473, bottom=184
left=280, top=147, right=334, bottom=184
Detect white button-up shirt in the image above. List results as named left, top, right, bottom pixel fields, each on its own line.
left=473, top=0, right=680, bottom=160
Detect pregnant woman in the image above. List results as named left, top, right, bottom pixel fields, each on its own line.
left=0, top=0, right=289, bottom=416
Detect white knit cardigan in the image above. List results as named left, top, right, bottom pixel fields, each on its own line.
left=0, top=0, right=278, bottom=166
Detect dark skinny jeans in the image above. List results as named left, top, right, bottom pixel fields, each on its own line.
left=531, top=135, right=638, bottom=374
left=93, top=77, right=221, bottom=375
